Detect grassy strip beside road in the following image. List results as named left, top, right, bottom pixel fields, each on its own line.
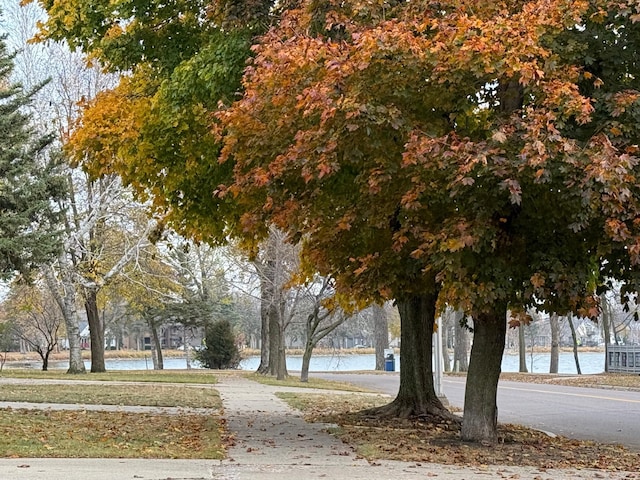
left=0, top=409, right=224, bottom=458
left=499, top=372, right=640, bottom=390
left=0, top=369, right=218, bottom=384
left=0, top=383, right=221, bottom=409
left=244, top=372, right=373, bottom=392
left=278, top=392, right=640, bottom=472
left=0, top=371, right=225, bottom=458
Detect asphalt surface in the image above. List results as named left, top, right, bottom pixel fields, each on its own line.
left=312, top=372, right=640, bottom=450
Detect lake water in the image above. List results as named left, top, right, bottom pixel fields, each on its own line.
left=238, top=351, right=606, bottom=374
left=48, top=350, right=606, bottom=374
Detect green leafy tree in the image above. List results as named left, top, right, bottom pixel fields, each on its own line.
left=31, top=1, right=292, bottom=379
left=0, top=27, right=64, bottom=279
left=196, top=319, right=240, bottom=370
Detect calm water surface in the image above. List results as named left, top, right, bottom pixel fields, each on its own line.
left=49, top=350, right=606, bottom=374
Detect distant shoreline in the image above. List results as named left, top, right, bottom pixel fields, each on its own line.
left=1, top=345, right=607, bottom=365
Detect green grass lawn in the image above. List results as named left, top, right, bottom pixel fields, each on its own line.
left=0, top=372, right=225, bottom=458
left=0, top=409, right=225, bottom=458
left=0, top=369, right=218, bottom=384
left=0, top=383, right=221, bottom=409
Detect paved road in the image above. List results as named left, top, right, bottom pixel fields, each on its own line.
left=312, top=372, right=640, bottom=450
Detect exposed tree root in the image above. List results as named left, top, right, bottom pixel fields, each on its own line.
left=362, top=399, right=460, bottom=424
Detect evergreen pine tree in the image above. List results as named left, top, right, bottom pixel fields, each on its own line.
left=196, top=319, right=240, bottom=369
left=0, top=28, right=65, bottom=279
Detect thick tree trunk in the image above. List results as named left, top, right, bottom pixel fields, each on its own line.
left=44, top=261, right=85, bottom=374
left=549, top=313, right=559, bottom=374
left=267, top=295, right=288, bottom=379
left=518, top=325, right=528, bottom=373
left=375, top=291, right=450, bottom=419
left=85, top=288, right=106, bottom=373
left=567, top=314, right=582, bottom=374
left=461, top=305, right=507, bottom=443
left=453, top=311, right=469, bottom=372
left=373, top=304, right=389, bottom=371
left=63, top=306, right=86, bottom=374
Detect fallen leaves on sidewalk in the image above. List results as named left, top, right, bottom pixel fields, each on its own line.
left=279, top=392, right=640, bottom=472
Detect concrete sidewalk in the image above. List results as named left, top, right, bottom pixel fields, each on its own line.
left=0, top=375, right=638, bottom=479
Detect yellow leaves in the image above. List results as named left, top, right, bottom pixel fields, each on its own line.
left=443, top=238, right=466, bottom=252
left=104, top=24, right=124, bottom=40
left=66, top=75, right=151, bottom=179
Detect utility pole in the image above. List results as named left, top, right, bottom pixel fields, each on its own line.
left=433, top=317, right=448, bottom=405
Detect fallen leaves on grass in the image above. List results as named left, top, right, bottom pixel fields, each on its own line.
left=280, top=393, right=640, bottom=472
left=0, top=369, right=218, bottom=384
left=497, top=373, right=640, bottom=390
left=246, top=373, right=373, bottom=392
left=0, top=408, right=226, bottom=459
left=0, top=384, right=221, bottom=409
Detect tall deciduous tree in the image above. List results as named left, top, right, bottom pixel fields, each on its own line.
left=30, top=0, right=297, bottom=378
left=219, top=0, right=640, bottom=443
left=219, top=2, right=458, bottom=420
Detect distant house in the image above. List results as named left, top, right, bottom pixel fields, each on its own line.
left=78, top=323, right=117, bottom=350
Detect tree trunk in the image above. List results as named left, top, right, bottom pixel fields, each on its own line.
left=567, top=314, right=582, bottom=375
left=374, top=290, right=450, bottom=419
left=518, top=324, right=528, bottom=373
left=461, top=304, right=507, bottom=443
left=268, top=306, right=279, bottom=377
left=549, top=313, right=559, bottom=374
left=441, top=312, right=452, bottom=373
left=184, top=325, right=191, bottom=370
left=301, top=338, right=314, bottom=383
left=256, top=262, right=271, bottom=374
left=149, top=321, right=164, bottom=370
left=453, top=311, right=469, bottom=372
left=85, top=288, right=106, bottom=373
left=274, top=316, right=288, bottom=380
left=44, top=261, right=85, bottom=374
left=373, top=304, right=389, bottom=371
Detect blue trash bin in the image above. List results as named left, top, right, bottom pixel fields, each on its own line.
left=384, top=353, right=395, bottom=372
